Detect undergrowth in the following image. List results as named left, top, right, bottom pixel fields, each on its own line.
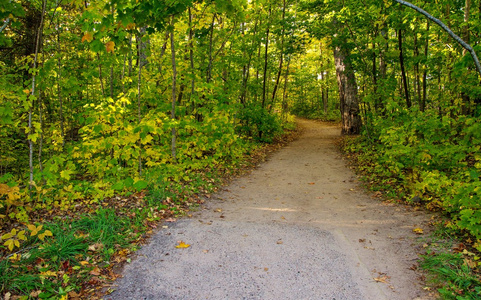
left=0, top=119, right=300, bottom=299
left=340, top=108, right=481, bottom=299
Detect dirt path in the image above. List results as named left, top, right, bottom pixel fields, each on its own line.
left=108, top=119, right=435, bottom=300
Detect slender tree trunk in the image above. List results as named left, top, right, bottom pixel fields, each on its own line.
left=56, top=4, right=65, bottom=147
left=398, top=28, right=411, bottom=108
left=261, top=6, right=271, bottom=109
left=207, top=13, right=216, bottom=84
left=282, top=58, right=290, bottom=120
left=137, top=31, right=145, bottom=176
left=28, top=0, right=46, bottom=189
left=255, top=19, right=262, bottom=103
left=414, top=32, right=422, bottom=107
left=378, top=24, right=388, bottom=113
left=461, top=0, right=471, bottom=114
left=422, top=21, right=429, bottom=111
left=171, top=17, right=177, bottom=161
left=188, top=7, right=195, bottom=102
left=271, top=0, right=286, bottom=102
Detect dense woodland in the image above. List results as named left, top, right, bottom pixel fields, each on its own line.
left=1, top=0, right=481, bottom=297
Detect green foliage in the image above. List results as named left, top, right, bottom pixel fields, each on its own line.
left=237, top=104, right=283, bottom=143
left=344, top=108, right=481, bottom=248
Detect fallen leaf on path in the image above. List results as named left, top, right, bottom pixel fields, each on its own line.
left=165, top=218, right=177, bottom=222
left=176, top=241, right=190, bottom=248
left=214, top=208, right=222, bottom=212
left=277, top=240, right=283, bottom=244
left=374, top=275, right=390, bottom=283
left=264, top=268, right=269, bottom=271
left=280, top=216, right=286, bottom=220
left=413, top=227, right=424, bottom=234
left=203, top=250, right=209, bottom=253
left=308, top=182, right=315, bottom=185
left=359, top=239, right=366, bottom=243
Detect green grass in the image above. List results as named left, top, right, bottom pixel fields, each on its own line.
left=421, top=250, right=481, bottom=299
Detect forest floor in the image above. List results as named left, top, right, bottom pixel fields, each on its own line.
left=106, top=119, right=438, bottom=300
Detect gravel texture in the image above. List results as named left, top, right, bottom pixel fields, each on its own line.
left=107, top=119, right=436, bottom=300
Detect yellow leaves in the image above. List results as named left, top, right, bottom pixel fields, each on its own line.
left=38, top=230, right=53, bottom=241
left=1, top=228, right=27, bottom=251
left=40, top=270, right=57, bottom=277
left=106, top=41, right=115, bottom=53
left=27, top=223, right=53, bottom=241
left=27, top=224, right=43, bottom=236
left=82, top=32, right=93, bottom=43
left=175, top=241, right=190, bottom=248
left=0, top=184, right=21, bottom=207
left=413, top=227, right=424, bottom=234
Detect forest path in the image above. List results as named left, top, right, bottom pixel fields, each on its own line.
left=108, top=119, right=435, bottom=300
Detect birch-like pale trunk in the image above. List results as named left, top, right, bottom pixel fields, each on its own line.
left=170, top=17, right=177, bottom=161
left=29, top=0, right=46, bottom=188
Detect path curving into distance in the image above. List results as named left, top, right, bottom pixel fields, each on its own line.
left=108, top=119, right=435, bottom=300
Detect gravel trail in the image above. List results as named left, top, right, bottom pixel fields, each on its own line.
left=107, top=119, right=435, bottom=300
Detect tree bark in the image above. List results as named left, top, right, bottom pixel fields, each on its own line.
left=29, top=0, right=46, bottom=188
left=261, top=6, right=271, bottom=109
left=422, top=21, right=429, bottom=111
left=398, top=29, right=411, bottom=108
left=271, top=0, right=286, bottom=102
left=170, top=16, right=177, bottom=161
left=333, top=44, right=361, bottom=135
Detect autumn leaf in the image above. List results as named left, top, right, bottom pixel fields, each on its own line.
left=40, top=270, right=57, bottom=277
left=89, top=266, right=101, bottom=276
left=175, top=241, right=190, bottom=248
left=28, top=224, right=43, bottom=236
left=374, top=275, right=390, bottom=283
left=82, top=32, right=93, bottom=43
left=413, top=227, right=423, bottom=234
left=125, top=23, right=136, bottom=30
left=38, top=230, right=53, bottom=241
left=106, top=41, right=115, bottom=53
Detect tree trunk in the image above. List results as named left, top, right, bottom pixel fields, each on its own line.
left=422, top=21, right=429, bottom=111
left=261, top=6, right=271, bottom=109
left=207, top=13, right=216, bottom=84
left=188, top=7, right=195, bottom=103
left=414, top=32, right=422, bottom=107
left=28, top=0, right=46, bottom=188
left=170, top=17, right=177, bottom=161
left=398, top=28, right=411, bottom=108
left=271, top=0, right=286, bottom=102
left=334, top=45, right=361, bottom=135
left=462, top=0, right=471, bottom=115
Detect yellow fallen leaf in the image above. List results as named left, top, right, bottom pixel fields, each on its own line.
left=413, top=227, right=423, bottom=234
left=80, top=261, right=90, bottom=266
left=374, top=275, right=390, bottom=283
left=176, top=241, right=190, bottom=248
left=40, top=270, right=57, bottom=277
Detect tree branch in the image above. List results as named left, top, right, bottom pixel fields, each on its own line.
left=393, top=0, right=481, bottom=77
